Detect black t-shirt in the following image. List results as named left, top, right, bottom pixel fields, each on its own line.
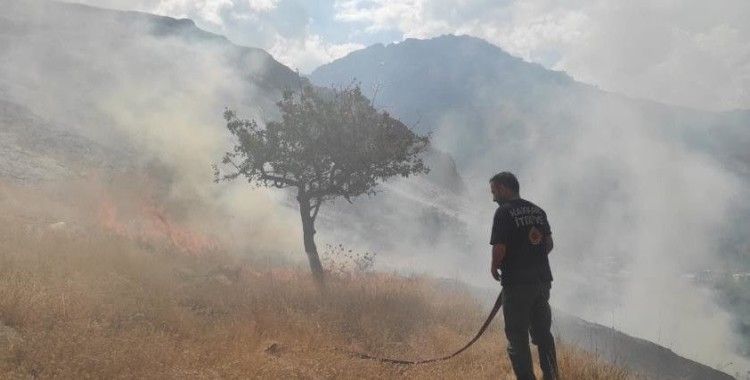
left=490, top=198, right=553, bottom=286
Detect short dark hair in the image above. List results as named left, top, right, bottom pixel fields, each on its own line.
left=490, top=171, right=519, bottom=194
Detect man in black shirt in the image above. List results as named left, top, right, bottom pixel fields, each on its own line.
left=489, top=172, right=558, bottom=380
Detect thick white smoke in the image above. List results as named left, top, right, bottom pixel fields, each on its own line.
left=0, top=0, right=303, bottom=257
left=430, top=88, right=750, bottom=371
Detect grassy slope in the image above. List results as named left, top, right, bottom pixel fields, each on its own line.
left=0, top=182, right=632, bottom=379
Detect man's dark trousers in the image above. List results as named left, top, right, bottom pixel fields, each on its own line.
left=502, top=281, right=558, bottom=380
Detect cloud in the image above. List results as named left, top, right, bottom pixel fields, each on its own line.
left=333, top=0, right=750, bottom=111
left=247, top=0, right=280, bottom=13
left=154, top=0, right=234, bottom=26
left=70, top=0, right=359, bottom=72
left=268, top=33, right=364, bottom=73
left=554, top=1, right=750, bottom=111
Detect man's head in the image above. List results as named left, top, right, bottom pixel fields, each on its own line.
left=490, top=171, right=520, bottom=202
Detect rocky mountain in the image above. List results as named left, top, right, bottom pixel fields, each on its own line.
left=312, top=35, right=576, bottom=133
left=311, top=34, right=750, bottom=179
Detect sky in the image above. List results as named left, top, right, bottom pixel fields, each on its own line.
left=70, top=0, right=749, bottom=111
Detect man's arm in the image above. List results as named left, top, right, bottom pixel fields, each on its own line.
left=490, top=207, right=511, bottom=282
left=542, top=209, right=553, bottom=255
left=491, top=243, right=506, bottom=282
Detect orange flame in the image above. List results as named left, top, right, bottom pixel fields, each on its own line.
left=97, top=193, right=219, bottom=256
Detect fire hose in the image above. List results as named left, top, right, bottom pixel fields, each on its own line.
left=343, top=289, right=504, bottom=364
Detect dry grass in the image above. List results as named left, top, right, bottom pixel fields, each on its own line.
left=0, top=182, right=634, bottom=379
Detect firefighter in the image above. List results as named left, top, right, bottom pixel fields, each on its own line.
left=490, top=172, right=559, bottom=380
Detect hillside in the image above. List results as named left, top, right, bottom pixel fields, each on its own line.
left=0, top=180, right=636, bottom=379
left=0, top=0, right=469, bottom=274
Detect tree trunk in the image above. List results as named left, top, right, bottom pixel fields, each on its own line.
left=298, top=197, right=325, bottom=287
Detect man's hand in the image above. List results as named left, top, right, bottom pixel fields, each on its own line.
left=491, top=265, right=501, bottom=282
left=491, top=243, right=506, bottom=282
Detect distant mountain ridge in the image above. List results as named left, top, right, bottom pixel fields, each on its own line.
left=310, top=34, right=750, bottom=178
left=312, top=34, right=579, bottom=134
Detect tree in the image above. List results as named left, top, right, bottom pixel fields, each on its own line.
left=215, top=84, right=430, bottom=285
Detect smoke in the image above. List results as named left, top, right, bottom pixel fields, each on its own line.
left=427, top=84, right=750, bottom=371
left=0, top=0, right=302, bottom=259
left=537, top=97, right=743, bottom=368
